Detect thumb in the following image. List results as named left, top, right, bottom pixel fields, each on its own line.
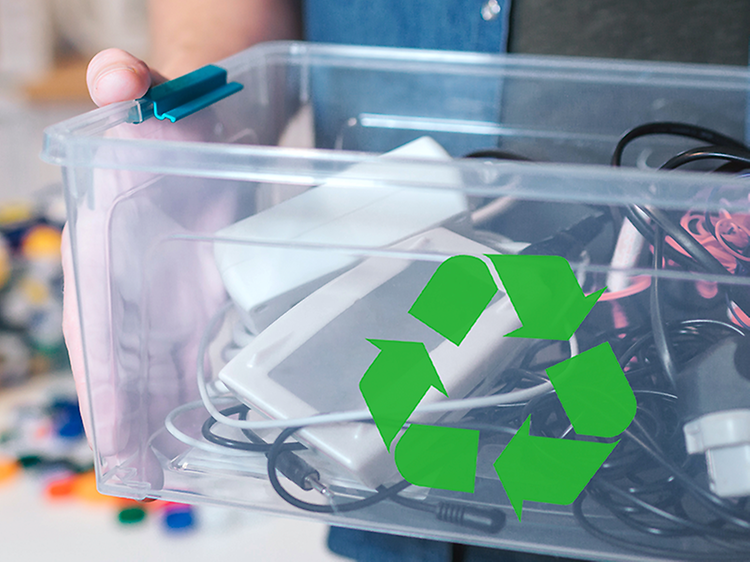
left=86, top=48, right=166, bottom=107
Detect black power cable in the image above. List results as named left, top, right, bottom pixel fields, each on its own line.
left=650, top=227, right=678, bottom=388
left=610, top=122, right=749, bottom=168
left=266, top=426, right=411, bottom=513
left=596, top=119, right=750, bottom=560
left=201, top=409, right=508, bottom=533
left=567, top=320, right=750, bottom=559
left=265, top=426, right=507, bottom=532
left=661, top=145, right=750, bottom=172
left=201, top=404, right=305, bottom=453
left=195, top=121, right=750, bottom=559
left=464, top=149, right=534, bottom=161
left=612, top=122, right=750, bottom=283
left=461, top=117, right=750, bottom=558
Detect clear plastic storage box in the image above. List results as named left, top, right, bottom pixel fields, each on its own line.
left=43, top=42, right=750, bottom=561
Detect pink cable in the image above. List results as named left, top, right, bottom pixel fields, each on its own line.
left=598, top=275, right=652, bottom=302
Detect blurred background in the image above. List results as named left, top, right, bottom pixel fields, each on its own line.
left=0, top=0, right=103, bottom=400
left=0, top=2, right=344, bottom=560
left=0, top=0, right=147, bottom=200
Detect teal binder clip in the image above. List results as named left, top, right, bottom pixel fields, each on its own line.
left=130, top=64, right=243, bottom=123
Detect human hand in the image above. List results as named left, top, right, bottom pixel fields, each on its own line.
left=64, top=48, right=163, bottom=448
left=66, top=0, right=302, bottom=490
left=66, top=49, right=231, bottom=472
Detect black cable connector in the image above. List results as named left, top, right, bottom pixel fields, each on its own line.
left=388, top=487, right=506, bottom=534
left=520, top=213, right=609, bottom=260
left=269, top=449, right=320, bottom=491
left=435, top=502, right=506, bottom=534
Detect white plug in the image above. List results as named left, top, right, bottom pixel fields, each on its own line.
left=683, top=409, right=750, bottom=498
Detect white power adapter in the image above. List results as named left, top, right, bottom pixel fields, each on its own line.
left=213, top=137, right=468, bottom=334
left=219, top=227, right=524, bottom=490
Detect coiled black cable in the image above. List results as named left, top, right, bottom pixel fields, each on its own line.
left=201, top=404, right=305, bottom=453
left=265, top=425, right=507, bottom=533
left=610, top=122, right=749, bottom=168
left=266, top=425, right=411, bottom=513
left=196, top=121, right=750, bottom=558
left=567, top=320, right=750, bottom=559
left=612, top=122, right=750, bottom=280
left=661, top=145, right=750, bottom=172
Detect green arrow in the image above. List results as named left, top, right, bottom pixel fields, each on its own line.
left=546, top=342, right=637, bottom=438
left=494, top=417, right=617, bottom=520
left=487, top=254, right=604, bottom=341
left=394, top=424, right=479, bottom=493
left=409, top=255, right=498, bottom=345
left=359, top=340, right=447, bottom=451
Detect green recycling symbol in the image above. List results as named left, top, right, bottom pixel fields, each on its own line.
left=359, top=254, right=637, bottom=520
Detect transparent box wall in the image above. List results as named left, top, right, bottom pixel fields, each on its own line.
left=43, top=43, right=750, bottom=561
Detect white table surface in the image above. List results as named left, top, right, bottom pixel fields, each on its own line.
left=0, top=372, right=349, bottom=562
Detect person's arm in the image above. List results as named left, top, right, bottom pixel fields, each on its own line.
left=150, top=0, right=301, bottom=78
left=87, top=0, right=301, bottom=107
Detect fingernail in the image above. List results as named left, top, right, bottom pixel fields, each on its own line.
left=92, top=66, right=142, bottom=106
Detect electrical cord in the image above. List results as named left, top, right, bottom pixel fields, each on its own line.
left=385, top=488, right=507, bottom=534
left=183, top=286, right=533, bottom=530
left=661, top=145, right=750, bottom=171
left=619, top=205, right=702, bottom=271
left=165, top=399, right=263, bottom=457
left=191, top=326, right=576, bottom=499
left=266, top=426, right=409, bottom=513
left=172, top=121, right=750, bottom=556
left=189, top=280, right=750, bottom=555
left=519, top=213, right=609, bottom=260
left=612, top=122, right=750, bottom=282
left=462, top=142, right=750, bottom=556
left=610, top=122, right=749, bottom=168
left=464, top=149, right=534, bottom=161
left=567, top=319, right=750, bottom=559
left=609, top=121, right=750, bottom=388
left=201, top=404, right=305, bottom=453
left=573, top=493, right=750, bottom=561
left=187, top=304, right=573, bottom=529
left=266, top=426, right=507, bottom=532
left=640, top=206, right=729, bottom=275
left=650, top=227, right=678, bottom=388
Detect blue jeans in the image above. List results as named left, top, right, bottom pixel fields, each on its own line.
left=303, top=0, right=510, bottom=53
left=327, top=527, right=579, bottom=562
